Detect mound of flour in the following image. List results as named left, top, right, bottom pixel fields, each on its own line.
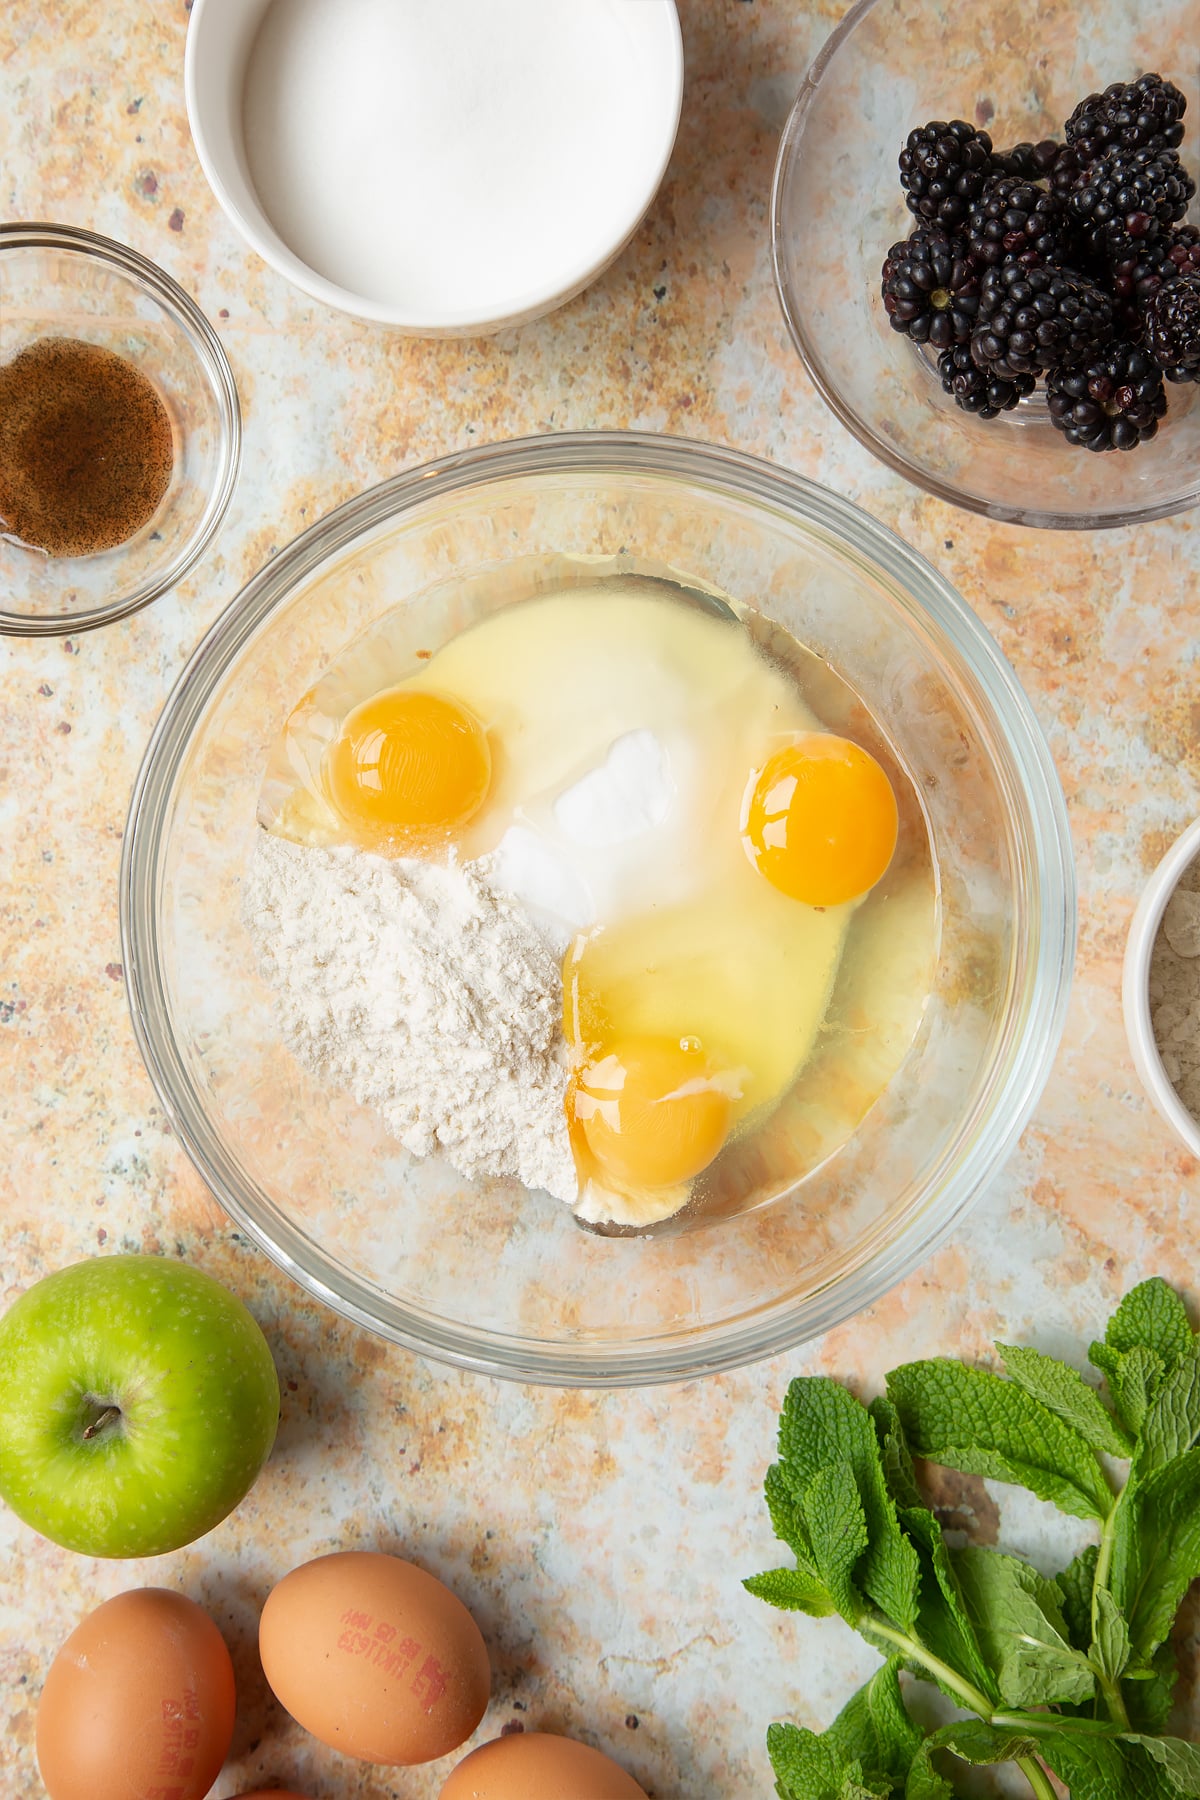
left=242, top=831, right=578, bottom=1205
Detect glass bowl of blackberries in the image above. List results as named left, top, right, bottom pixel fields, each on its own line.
left=772, top=0, right=1200, bottom=528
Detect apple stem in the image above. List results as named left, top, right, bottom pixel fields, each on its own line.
left=81, top=1404, right=122, bottom=1441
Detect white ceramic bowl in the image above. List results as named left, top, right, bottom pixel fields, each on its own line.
left=1123, top=817, right=1200, bottom=1157
left=185, top=0, right=683, bottom=334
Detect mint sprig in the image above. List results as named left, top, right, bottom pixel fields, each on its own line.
left=745, top=1279, right=1200, bottom=1799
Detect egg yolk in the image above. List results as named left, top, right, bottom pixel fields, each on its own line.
left=571, top=1035, right=733, bottom=1191
left=325, top=687, right=491, bottom=847
left=741, top=732, right=898, bottom=907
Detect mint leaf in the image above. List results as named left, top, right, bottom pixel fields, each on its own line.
left=777, top=1377, right=881, bottom=1488
left=761, top=1465, right=835, bottom=1613
left=1090, top=1586, right=1131, bottom=1685
left=744, top=1566, right=838, bottom=1618
left=752, top=1281, right=1200, bottom=1800
left=805, top=1460, right=869, bottom=1624
left=766, top=1723, right=891, bottom=1800
left=898, top=1508, right=999, bottom=1706
left=863, top=1663, right=923, bottom=1780
left=767, top=1723, right=846, bottom=1800
left=870, top=1397, right=922, bottom=1510
left=756, top=1467, right=839, bottom=1617
left=887, top=1358, right=1112, bottom=1521
left=998, top=1341, right=1133, bottom=1457
left=1112, top=1447, right=1200, bottom=1665
left=776, top=1379, right=920, bottom=1631
left=766, top=1460, right=817, bottom=1561
left=826, top=1661, right=923, bottom=1784
left=927, top=1720, right=1042, bottom=1764
left=1132, top=1733, right=1200, bottom=1795
left=957, top=1723, right=1045, bottom=1766
left=903, top=1751, right=954, bottom=1800
left=766, top=1665, right=919, bottom=1800
left=1136, top=1343, right=1200, bottom=1475
left=1090, top=1343, right=1164, bottom=1437
left=1104, top=1278, right=1194, bottom=1369
left=953, top=1544, right=1094, bottom=1708
left=905, top=1722, right=1040, bottom=1799
left=1124, top=1642, right=1178, bottom=1734
left=1090, top=1277, right=1193, bottom=1446
left=1056, top=1543, right=1099, bottom=1652
left=1042, top=1733, right=1178, bottom=1799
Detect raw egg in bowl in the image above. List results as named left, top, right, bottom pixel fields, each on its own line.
left=121, top=434, right=1074, bottom=1385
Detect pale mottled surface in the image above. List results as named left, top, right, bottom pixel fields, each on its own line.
left=1, top=2, right=1199, bottom=1797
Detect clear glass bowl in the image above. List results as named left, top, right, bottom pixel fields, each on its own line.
left=771, top=0, right=1200, bottom=529
left=120, top=434, right=1075, bottom=1385
left=0, top=224, right=241, bottom=634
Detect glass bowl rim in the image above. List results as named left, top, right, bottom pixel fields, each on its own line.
left=0, top=220, right=242, bottom=637
left=119, top=428, right=1076, bottom=1386
left=768, top=0, right=1200, bottom=532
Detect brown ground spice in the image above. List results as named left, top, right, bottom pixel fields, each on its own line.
left=0, top=336, right=174, bottom=557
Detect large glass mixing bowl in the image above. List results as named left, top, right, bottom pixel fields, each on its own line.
left=121, top=434, right=1074, bottom=1384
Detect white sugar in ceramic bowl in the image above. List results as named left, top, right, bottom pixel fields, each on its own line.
left=1123, top=817, right=1200, bottom=1158
left=185, top=0, right=683, bottom=334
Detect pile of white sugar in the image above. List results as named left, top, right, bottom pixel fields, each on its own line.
left=241, top=0, right=675, bottom=319
left=242, top=832, right=578, bottom=1205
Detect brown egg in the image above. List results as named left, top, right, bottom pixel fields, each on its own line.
left=229, top=1792, right=314, bottom=1798
left=439, top=1732, right=650, bottom=1798
left=259, top=1550, right=490, bottom=1764
left=36, top=1588, right=236, bottom=1800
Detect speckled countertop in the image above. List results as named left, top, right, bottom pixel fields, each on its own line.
left=2, top=3, right=1199, bottom=1797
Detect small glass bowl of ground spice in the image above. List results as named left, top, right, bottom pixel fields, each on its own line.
left=1124, top=817, right=1200, bottom=1159
left=0, top=223, right=240, bottom=635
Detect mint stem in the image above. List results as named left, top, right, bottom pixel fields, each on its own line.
left=864, top=1621, right=1058, bottom=1800
left=862, top=1619, right=998, bottom=1718
left=1097, top=1671, right=1131, bottom=1731
left=1090, top=1473, right=1132, bottom=1729
left=1015, top=1754, right=1058, bottom=1800
left=1092, top=1497, right=1121, bottom=1625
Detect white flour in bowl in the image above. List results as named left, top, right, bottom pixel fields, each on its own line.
left=242, top=830, right=578, bottom=1204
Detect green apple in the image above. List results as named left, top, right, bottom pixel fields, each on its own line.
left=0, top=1253, right=280, bottom=1556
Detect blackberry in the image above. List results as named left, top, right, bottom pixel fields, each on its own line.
left=1065, top=74, right=1187, bottom=168
left=1143, top=275, right=1200, bottom=380
left=936, top=343, right=1035, bottom=418
left=992, top=139, right=1064, bottom=179
left=899, top=120, right=995, bottom=229
left=1164, top=223, right=1200, bottom=278
left=1046, top=343, right=1167, bottom=450
left=1070, top=145, right=1196, bottom=263
left=1048, top=145, right=1090, bottom=198
left=1107, top=228, right=1200, bottom=313
left=1110, top=237, right=1179, bottom=308
left=971, top=261, right=1116, bottom=377
left=881, top=230, right=981, bottom=348
left=965, top=175, right=1074, bottom=266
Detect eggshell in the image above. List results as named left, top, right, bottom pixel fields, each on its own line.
left=259, top=1550, right=490, bottom=1764
left=229, top=1792, right=314, bottom=1798
left=438, top=1732, right=650, bottom=1799
left=36, top=1588, right=236, bottom=1800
